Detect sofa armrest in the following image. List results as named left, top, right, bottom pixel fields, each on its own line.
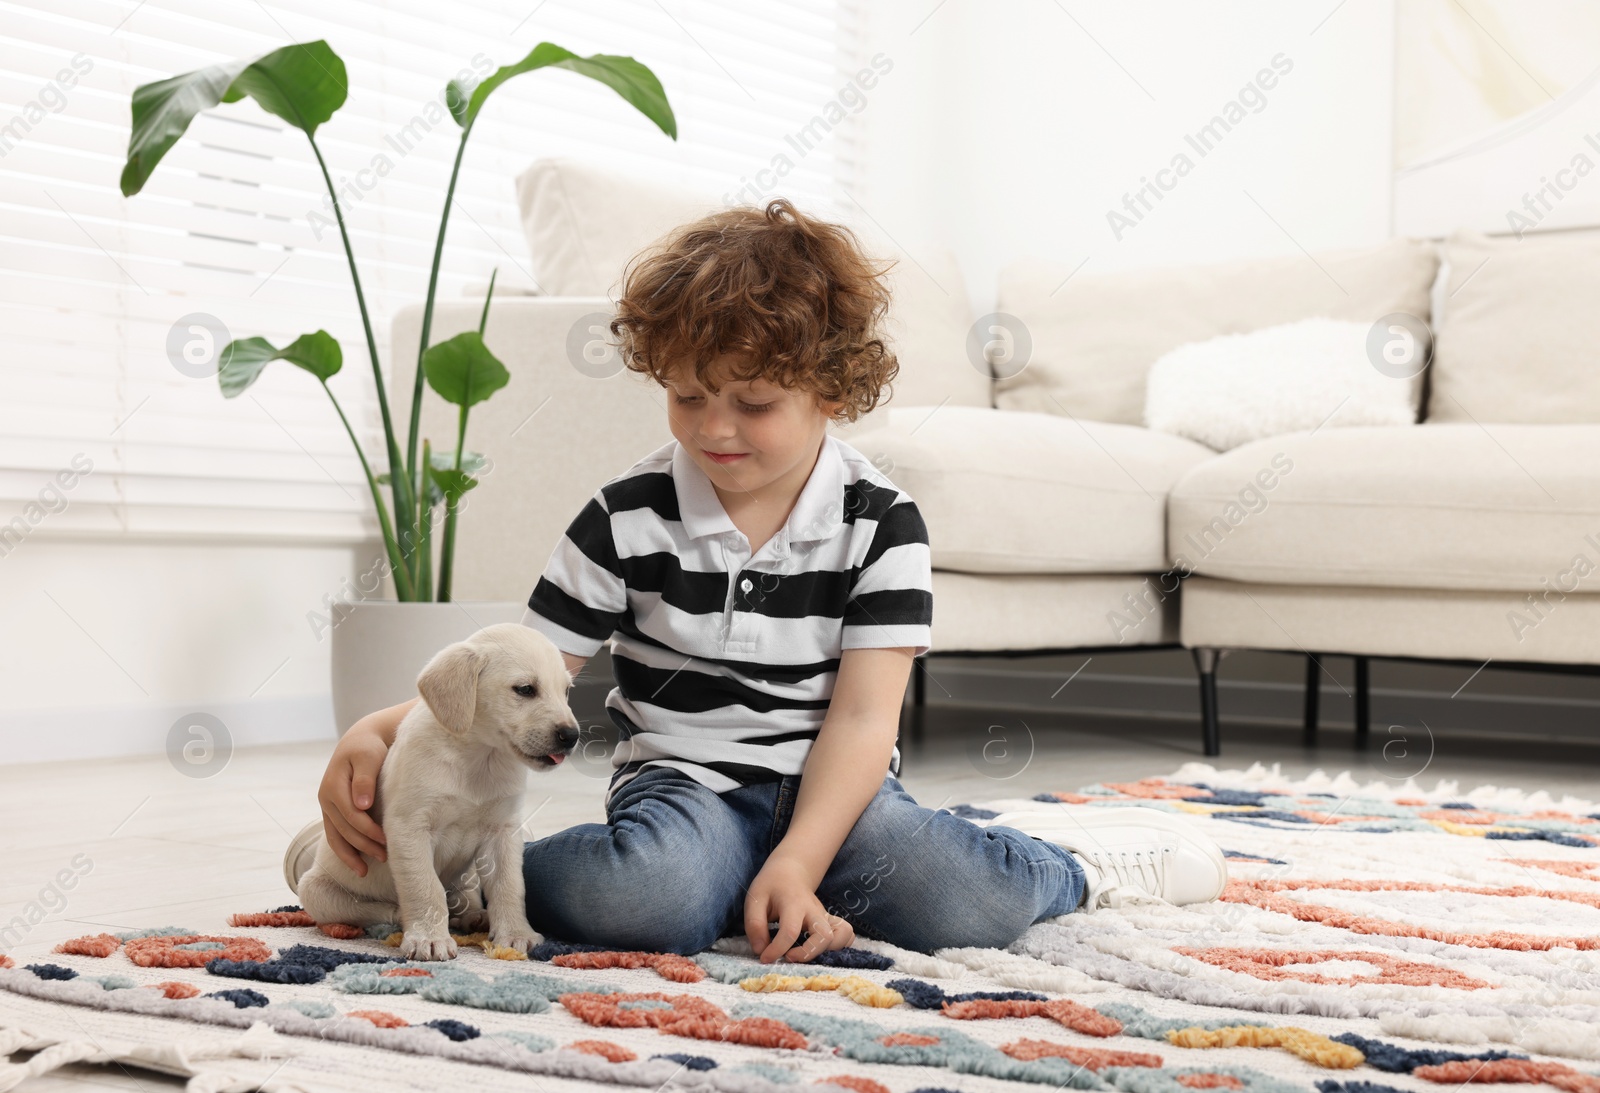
left=388, top=296, right=673, bottom=603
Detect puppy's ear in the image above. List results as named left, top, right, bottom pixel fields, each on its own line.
left=416, top=642, right=484, bottom=735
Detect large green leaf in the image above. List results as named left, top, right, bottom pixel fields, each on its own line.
left=218, top=330, right=343, bottom=398
left=445, top=43, right=675, bottom=138
left=421, top=332, right=511, bottom=407
left=385, top=449, right=485, bottom=508
left=427, top=465, right=480, bottom=506
left=121, top=41, right=348, bottom=196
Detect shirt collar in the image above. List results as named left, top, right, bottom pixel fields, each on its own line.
left=672, top=434, right=847, bottom=545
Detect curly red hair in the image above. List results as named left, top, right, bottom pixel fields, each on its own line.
left=609, top=198, right=899, bottom=425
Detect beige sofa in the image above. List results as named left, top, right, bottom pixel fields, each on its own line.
left=391, top=158, right=1600, bottom=755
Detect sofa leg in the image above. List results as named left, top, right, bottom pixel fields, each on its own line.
left=1192, top=648, right=1221, bottom=757
left=1303, top=654, right=1320, bottom=742
left=1353, top=655, right=1371, bottom=750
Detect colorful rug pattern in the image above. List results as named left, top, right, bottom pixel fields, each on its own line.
left=2, top=762, right=1598, bottom=1093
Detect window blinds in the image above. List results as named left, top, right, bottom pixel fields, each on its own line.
left=0, top=0, right=865, bottom=543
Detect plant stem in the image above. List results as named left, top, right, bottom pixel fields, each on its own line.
left=306, top=132, right=418, bottom=598
left=437, top=400, right=469, bottom=603
left=322, top=381, right=415, bottom=601
left=437, top=266, right=494, bottom=604
left=408, top=125, right=474, bottom=511
left=437, top=493, right=459, bottom=603
left=476, top=267, right=498, bottom=339
left=417, top=438, right=434, bottom=601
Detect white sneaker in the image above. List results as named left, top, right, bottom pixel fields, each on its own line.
left=283, top=819, right=323, bottom=896
left=986, top=806, right=1228, bottom=910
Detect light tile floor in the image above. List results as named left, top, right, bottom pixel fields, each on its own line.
left=4, top=708, right=1597, bottom=1090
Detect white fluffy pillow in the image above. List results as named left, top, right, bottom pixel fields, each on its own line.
left=1142, top=317, right=1423, bottom=451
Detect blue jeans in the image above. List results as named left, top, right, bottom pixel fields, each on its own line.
left=520, top=763, right=1085, bottom=955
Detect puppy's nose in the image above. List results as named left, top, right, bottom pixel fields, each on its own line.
left=554, top=723, right=580, bottom=748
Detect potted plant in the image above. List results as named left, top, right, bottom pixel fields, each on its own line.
left=120, top=40, right=675, bottom=732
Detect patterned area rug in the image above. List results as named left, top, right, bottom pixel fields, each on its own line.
left=2, top=762, right=1598, bottom=1093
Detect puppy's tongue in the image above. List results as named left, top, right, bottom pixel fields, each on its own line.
left=548, top=752, right=565, bottom=764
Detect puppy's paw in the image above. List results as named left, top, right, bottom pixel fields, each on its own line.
left=449, top=907, right=490, bottom=933
left=399, top=932, right=458, bottom=961
left=490, top=921, right=543, bottom=956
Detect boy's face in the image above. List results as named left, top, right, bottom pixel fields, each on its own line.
left=663, top=353, right=842, bottom=505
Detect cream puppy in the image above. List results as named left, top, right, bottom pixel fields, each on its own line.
left=299, top=622, right=580, bottom=960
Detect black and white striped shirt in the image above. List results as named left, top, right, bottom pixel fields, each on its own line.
left=521, top=434, right=934, bottom=807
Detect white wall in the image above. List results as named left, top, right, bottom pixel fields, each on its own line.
left=0, top=537, right=366, bottom=759
left=853, top=0, right=1398, bottom=314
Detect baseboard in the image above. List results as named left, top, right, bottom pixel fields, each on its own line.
left=0, top=694, right=337, bottom=766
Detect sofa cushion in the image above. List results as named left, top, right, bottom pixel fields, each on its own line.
left=513, top=158, right=991, bottom=418
left=993, top=238, right=1439, bottom=425
left=1428, top=229, right=1600, bottom=424
left=1144, top=317, right=1422, bottom=451
left=1167, top=424, right=1600, bottom=591
left=515, top=157, right=724, bottom=297
left=842, top=405, right=1215, bottom=575
left=933, top=572, right=1175, bottom=651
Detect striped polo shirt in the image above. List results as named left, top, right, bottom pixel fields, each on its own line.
left=520, top=432, right=934, bottom=807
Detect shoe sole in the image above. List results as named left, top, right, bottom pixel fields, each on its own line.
left=986, top=805, right=1229, bottom=902
left=283, top=819, right=324, bottom=897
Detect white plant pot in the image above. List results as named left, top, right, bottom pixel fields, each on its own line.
left=329, top=600, right=526, bottom=736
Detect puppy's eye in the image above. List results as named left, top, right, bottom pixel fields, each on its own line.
left=513, top=683, right=538, bottom=698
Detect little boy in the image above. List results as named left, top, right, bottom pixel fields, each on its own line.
left=292, top=198, right=1227, bottom=963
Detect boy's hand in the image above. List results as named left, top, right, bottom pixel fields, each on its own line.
left=317, top=726, right=389, bottom=876
left=744, top=854, right=856, bottom=963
